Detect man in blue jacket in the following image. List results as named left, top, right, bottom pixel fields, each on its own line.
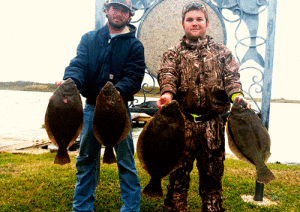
left=60, top=0, right=146, bottom=211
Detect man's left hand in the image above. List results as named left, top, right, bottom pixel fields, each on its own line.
left=233, top=95, right=252, bottom=109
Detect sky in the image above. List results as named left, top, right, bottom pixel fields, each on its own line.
left=0, top=0, right=299, bottom=100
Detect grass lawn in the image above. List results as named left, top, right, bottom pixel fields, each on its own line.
left=0, top=152, right=299, bottom=211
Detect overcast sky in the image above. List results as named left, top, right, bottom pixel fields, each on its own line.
left=0, top=0, right=299, bottom=100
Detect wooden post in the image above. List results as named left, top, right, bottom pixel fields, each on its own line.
left=254, top=181, right=264, bottom=201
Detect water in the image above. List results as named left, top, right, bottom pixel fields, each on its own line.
left=0, top=90, right=299, bottom=164
left=0, top=90, right=52, bottom=143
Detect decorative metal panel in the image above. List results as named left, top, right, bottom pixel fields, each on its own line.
left=96, top=0, right=277, bottom=128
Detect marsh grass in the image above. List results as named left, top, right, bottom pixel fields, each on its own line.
left=0, top=152, right=299, bottom=211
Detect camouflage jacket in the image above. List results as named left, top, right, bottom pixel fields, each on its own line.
left=158, top=35, right=243, bottom=115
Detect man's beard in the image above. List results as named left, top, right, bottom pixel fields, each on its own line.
left=107, top=17, right=130, bottom=30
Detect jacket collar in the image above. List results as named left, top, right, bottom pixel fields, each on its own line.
left=180, top=35, right=213, bottom=50
left=100, top=23, right=137, bottom=39
left=117, top=25, right=130, bottom=35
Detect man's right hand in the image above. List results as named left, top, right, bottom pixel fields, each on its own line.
left=156, top=92, right=172, bottom=109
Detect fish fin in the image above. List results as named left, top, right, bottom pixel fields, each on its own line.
left=54, top=149, right=71, bottom=165
left=136, top=118, right=154, bottom=174
left=67, top=121, right=83, bottom=149
left=93, top=124, right=105, bottom=146
left=137, top=133, right=145, bottom=167
left=226, top=122, right=254, bottom=165
left=241, top=47, right=265, bottom=67
left=137, top=132, right=149, bottom=174
left=256, top=164, right=276, bottom=184
left=142, top=177, right=163, bottom=198
left=44, top=111, right=59, bottom=147
left=117, top=112, right=131, bottom=144
left=249, top=113, right=271, bottom=163
left=103, top=147, right=117, bottom=164
left=264, top=151, right=271, bottom=163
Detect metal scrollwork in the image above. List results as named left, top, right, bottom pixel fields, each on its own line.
left=129, top=0, right=162, bottom=109
left=205, top=0, right=271, bottom=113
left=128, top=0, right=276, bottom=117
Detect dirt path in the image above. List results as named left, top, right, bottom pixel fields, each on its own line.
left=0, top=136, right=50, bottom=154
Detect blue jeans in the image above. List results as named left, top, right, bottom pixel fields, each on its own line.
left=72, top=104, right=141, bottom=212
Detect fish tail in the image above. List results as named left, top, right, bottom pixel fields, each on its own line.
left=241, top=47, right=265, bottom=67
left=142, top=178, right=163, bottom=198
left=103, top=147, right=117, bottom=164
left=54, top=149, right=71, bottom=165
left=256, top=164, right=276, bottom=184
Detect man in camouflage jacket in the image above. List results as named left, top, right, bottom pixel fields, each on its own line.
left=156, top=2, right=251, bottom=212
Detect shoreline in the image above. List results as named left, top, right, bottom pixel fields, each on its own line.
left=1, top=81, right=300, bottom=103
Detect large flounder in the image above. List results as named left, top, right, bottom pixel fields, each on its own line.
left=93, top=81, right=131, bottom=164
left=226, top=98, right=275, bottom=184
left=45, top=78, right=83, bottom=165
left=137, top=100, right=185, bottom=198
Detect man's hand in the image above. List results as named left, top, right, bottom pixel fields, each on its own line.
left=55, top=80, right=65, bottom=87
left=156, top=92, right=172, bottom=109
left=49, top=81, right=64, bottom=101
left=233, top=94, right=252, bottom=109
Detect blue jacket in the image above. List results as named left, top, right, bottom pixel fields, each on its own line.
left=63, top=24, right=146, bottom=102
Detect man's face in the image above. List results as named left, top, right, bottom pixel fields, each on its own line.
left=182, top=10, right=209, bottom=41
left=105, top=4, right=131, bottom=29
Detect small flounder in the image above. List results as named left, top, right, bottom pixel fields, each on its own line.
left=226, top=98, right=275, bottom=184
left=137, top=100, right=185, bottom=198
left=45, top=78, right=83, bottom=165
left=93, top=81, right=131, bottom=164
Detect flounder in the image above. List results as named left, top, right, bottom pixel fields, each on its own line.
left=93, top=81, right=131, bottom=164
left=226, top=98, right=275, bottom=184
left=45, top=78, right=83, bottom=165
left=137, top=100, right=185, bottom=198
